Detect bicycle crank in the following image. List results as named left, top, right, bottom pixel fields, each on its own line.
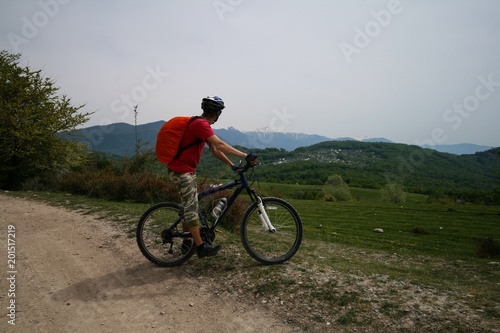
left=200, top=226, right=215, bottom=244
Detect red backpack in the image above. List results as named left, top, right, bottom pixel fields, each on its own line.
left=155, top=116, right=201, bottom=165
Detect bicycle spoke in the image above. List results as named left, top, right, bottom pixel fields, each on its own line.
left=241, top=198, right=302, bottom=264
left=137, top=203, right=194, bottom=267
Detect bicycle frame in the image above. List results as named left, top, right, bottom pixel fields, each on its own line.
left=198, top=172, right=257, bottom=233
left=164, top=167, right=275, bottom=244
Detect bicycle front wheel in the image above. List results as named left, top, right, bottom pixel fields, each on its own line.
left=136, top=202, right=195, bottom=267
left=241, top=197, right=302, bottom=264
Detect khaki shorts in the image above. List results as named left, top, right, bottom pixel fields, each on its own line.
left=168, top=170, right=199, bottom=228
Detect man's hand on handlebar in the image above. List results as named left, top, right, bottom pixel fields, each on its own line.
left=231, top=154, right=258, bottom=174
left=245, top=153, right=258, bottom=166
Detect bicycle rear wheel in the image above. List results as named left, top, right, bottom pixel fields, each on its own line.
left=136, top=202, right=195, bottom=267
left=241, top=197, right=302, bottom=264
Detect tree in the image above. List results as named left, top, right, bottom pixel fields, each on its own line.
left=322, top=174, right=352, bottom=201
left=0, top=51, right=92, bottom=189
left=381, top=183, right=407, bottom=204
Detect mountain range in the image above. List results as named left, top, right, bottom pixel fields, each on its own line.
left=63, top=121, right=494, bottom=157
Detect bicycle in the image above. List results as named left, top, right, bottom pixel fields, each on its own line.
left=136, top=160, right=303, bottom=266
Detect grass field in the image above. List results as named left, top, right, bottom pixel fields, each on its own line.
left=295, top=199, right=500, bottom=258
left=9, top=187, right=500, bottom=332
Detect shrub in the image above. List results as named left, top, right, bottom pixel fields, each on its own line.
left=197, top=187, right=248, bottom=233
left=476, top=237, right=500, bottom=258
left=412, top=227, right=429, bottom=235
left=58, top=170, right=179, bottom=203
left=225, top=198, right=250, bottom=232
left=381, top=183, right=407, bottom=204
left=321, top=194, right=337, bottom=202
left=322, top=174, right=352, bottom=201
left=331, top=187, right=352, bottom=201
left=21, top=177, right=44, bottom=191
left=124, top=150, right=156, bottom=174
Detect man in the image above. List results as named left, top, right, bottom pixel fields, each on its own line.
left=167, top=96, right=257, bottom=258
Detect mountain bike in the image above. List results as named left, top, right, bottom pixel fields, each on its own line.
left=136, top=161, right=303, bottom=267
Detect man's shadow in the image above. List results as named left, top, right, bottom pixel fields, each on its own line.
left=51, top=262, right=193, bottom=303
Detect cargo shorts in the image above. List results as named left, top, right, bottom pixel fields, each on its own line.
left=168, top=170, right=199, bottom=228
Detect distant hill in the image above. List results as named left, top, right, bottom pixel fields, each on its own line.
left=60, top=121, right=341, bottom=155
left=61, top=121, right=493, bottom=156
left=421, top=143, right=494, bottom=155
left=215, top=127, right=334, bottom=150
left=59, top=122, right=500, bottom=195
left=64, top=121, right=165, bottom=156
left=196, top=141, right=500, bottom=195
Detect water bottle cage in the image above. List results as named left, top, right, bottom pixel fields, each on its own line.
left=212, top=198, right=227, bottom=218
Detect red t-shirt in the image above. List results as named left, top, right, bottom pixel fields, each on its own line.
left=167, top=117, right=214, bottom=174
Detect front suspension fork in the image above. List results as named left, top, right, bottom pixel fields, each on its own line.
left=256, top=196, right=276, bottom=233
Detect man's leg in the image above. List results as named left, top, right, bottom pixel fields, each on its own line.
left=168, top=170, right=221, bottom=257
left=189, top=226, right=203, bottom=246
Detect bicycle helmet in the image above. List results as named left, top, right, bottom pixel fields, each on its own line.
left=201, top=96, right=225, bottom=113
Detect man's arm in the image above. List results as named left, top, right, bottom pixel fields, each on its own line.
left=206, top=134, right=248, bottom=168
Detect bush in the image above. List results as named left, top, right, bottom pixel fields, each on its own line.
left=58, top=170, right=179, bottom=203
left=196, top=186, right=248, bottom=233
left=331, top=187, right=353, bottom=201
left=321, top=194, right=336, bottom=202
left=123, top=150, right=156, bottom=174
left=21, top=177, right=44, bottom=191
left=476, top=237, right=500, bottom=258
left=412, top=227, right=429, bottom=235
left=381, top=183, right=407, bottom=204
left=322, top=174, right=352, bottom=201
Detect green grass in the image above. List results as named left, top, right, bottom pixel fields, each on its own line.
left=291, top=198, right=500, bottom=258
left=256, top=181, right=429, bottom=203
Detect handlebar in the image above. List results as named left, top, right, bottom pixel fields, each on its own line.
left=234, top=154, right=258, bottom=175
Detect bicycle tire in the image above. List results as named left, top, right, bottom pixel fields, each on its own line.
left=241, top=197, right=302, bottom=264
left=136, top=202, right=195, bottom=267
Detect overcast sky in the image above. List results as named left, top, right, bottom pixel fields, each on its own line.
left=1, top=0, right=499, bottom=147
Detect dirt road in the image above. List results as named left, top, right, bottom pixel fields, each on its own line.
left=0, top=194, right=295, bottom=333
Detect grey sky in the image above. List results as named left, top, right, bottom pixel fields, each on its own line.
left=1, top=0, right=499, bottom=147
